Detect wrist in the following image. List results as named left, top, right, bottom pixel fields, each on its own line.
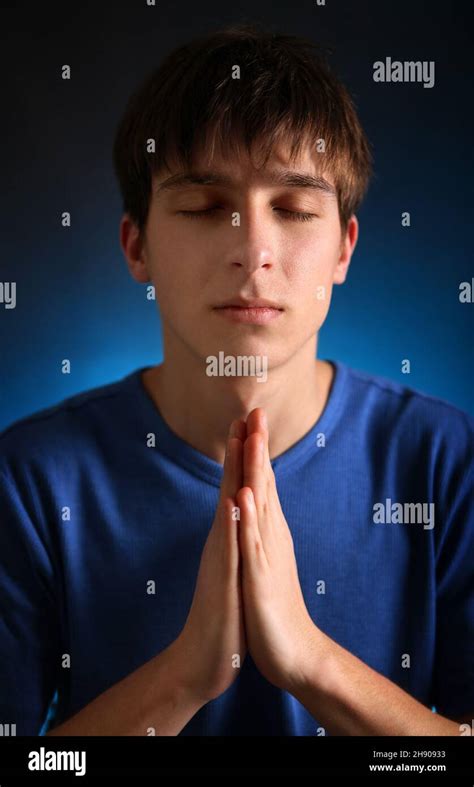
left=163, top=635, right=209, bottom=713
left=290, top=622, right=334, bottom=698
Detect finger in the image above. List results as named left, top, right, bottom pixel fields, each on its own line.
left=237, top=486, right=268, bottom=574
left=247, top=409, right=280, bottom=504
left=246, top=407, right=265, bottom=434
left=244, top=408, right=275, bottom=507
left=215, top=432, right=242, bottom=567
left=231, top=418, right=247, bottom=443
left=246, top=408, right=271, bottom=470
left=228, top=436, right=243, bottom=498
left=246, top=411, right=283, bottom=534
left=220, top=420, right=244, bottom=497
left=220, top=496, right=241, bottom=574
left=242, top=432, right=267, bottom=515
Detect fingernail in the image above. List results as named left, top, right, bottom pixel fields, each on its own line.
left=261, top=411, right=268, bottom=430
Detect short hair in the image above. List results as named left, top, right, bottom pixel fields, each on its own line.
left=112, top=22, right=373, bottom=239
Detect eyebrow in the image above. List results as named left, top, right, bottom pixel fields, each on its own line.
left=154, top=169, right=336, bottom=197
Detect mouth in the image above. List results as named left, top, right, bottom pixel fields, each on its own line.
left=215, top=297, right=283, bottom=309
left=213, top=302, right=284, bottom=325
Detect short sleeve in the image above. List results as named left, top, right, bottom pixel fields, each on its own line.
left=432, top=455, right=474, bottom=719
left=0, top=467, right=61, bottom=735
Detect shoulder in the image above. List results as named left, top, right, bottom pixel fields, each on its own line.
left=338, top=362, right=474, bottom=555
left=339, top=361, right=474, bottom=457
left=336, top=361, right=474, bottom=517
left=0, top=370, right=141, bottom=481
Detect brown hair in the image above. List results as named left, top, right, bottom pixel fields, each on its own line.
left=112, top=22, right=373, bottom=239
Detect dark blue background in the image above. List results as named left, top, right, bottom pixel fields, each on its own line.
left=1, top=0, right=472, bottom=430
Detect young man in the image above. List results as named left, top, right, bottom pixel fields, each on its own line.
left=1, top=24, right=473, bottom=737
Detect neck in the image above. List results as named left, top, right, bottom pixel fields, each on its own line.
left=141, top=331, right=334, bottom=465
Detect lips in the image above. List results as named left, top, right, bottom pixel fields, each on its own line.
left=213, top=301, right=284, bottom=325
left=214, top=297, right=283, bottom=310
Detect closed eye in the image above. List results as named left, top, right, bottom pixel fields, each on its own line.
left=274, top=208, right=316, bottom=222
left=178, top=207, right=316, bottom=222
left=178, top=208, right=224, bottom=219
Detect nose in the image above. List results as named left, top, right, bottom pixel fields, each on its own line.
left=226, top=206, right=275, bottom=275
left=231, top=248, right=273, bottom=274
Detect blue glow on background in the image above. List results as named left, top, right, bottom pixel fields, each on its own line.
left=1, top=184, right=472, bottom=432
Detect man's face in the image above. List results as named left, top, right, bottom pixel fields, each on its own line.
left=124, top=140, right=358, bottom=369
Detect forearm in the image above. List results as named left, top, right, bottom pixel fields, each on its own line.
left=46, top=637, right=205, bottom=736
left=292, top=627, right=460, bottom=736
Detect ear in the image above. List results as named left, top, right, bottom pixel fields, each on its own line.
left=333, top=215, right=359, bottom=285
left=119, top=214, right=150, bottom=284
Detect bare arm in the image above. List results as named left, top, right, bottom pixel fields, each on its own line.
left=292, top=626, right=469, bottom=736
left=235, top=408, right=471, bottom=737
left=46, top=636, right=204, bottom=736
left=47, top=419, right=246, bottom=736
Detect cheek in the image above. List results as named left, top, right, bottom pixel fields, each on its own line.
left=284, top=240, right=339, bottom=326
left=286, top=237, right=337, bottom=295
left=147, top=228, right=202, bottom=293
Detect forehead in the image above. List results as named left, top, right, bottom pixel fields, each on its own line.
left=153, top=139, right=336, bottom=197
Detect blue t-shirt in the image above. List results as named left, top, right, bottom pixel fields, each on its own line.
left=1, top=360, right=473, bottom=736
